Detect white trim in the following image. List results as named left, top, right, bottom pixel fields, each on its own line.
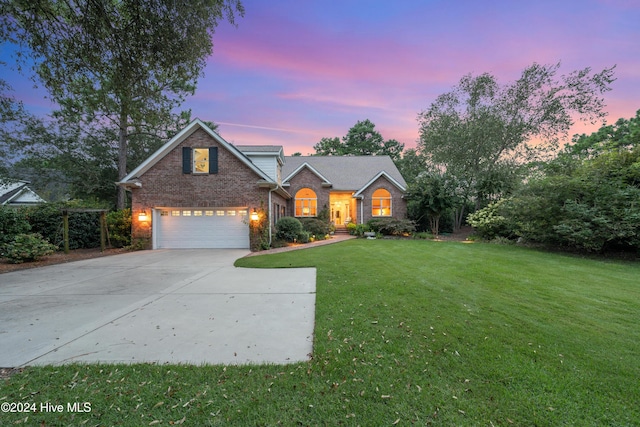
left=352, top=171, right=406, bottom=198
left=282, top=162, right=332, bottom=186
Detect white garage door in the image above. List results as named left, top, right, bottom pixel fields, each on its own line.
left=155, top=208, right=250, bottom=249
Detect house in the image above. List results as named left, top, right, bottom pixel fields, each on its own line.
left=281, top=155, right=407, bottom=226
left=0, top=180, right=46, bottom=207
left=117, top=119, right=407, bottom=250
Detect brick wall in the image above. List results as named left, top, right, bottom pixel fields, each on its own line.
left=285, top=169, right=407, bottom=224
left=358, top=176, right=407, bottom=223
left=285, top=167, right=332, bottom=216
left=130, top=128, right=274, bottom=249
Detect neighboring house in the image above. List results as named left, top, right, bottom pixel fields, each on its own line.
left=0, top=180, right=46, bottom=207
left=117, top=119, right=407, bottom=250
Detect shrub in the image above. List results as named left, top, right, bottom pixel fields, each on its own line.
left=300, top=218, right=330, bottom=240
left=413, top=231, right=433, bottom=240
left=107, top=209, right=132, bottom=248
left=466, top=199, right=512, bottom=240
left=296, top=230, right=311, bottom=243
left=275, top=216, right=303, bottom=242
left=3, top=233, right=57, bottom=263
left=24, top=203, right=102, bottom=249
left=0, top=207, right=31, bottom=250
left=354, top=223, right=370, bottom=237
left=346, top=222, right=357, bottom=235
left=367, top=218, right=416, bottom=236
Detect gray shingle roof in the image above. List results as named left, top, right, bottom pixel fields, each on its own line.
left=283, top=156, right=406, bottom=191
left=236, top=145, right=283, bottom=153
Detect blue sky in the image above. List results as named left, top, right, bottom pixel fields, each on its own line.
left=2, top=0, right=639, bottom=155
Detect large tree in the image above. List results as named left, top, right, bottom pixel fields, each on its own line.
left=3, top=0, right=244, bottom=208
left=417, top=62, right=615, bottom=230
left=313, top=119, right=404, bottom=160
left=0, top=78, right=26, bottom=179
left=12, top=110, right=211, bottom=206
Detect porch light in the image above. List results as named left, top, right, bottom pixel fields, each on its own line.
left=138, top=210, right=148, bottom=221
left=250, top=208, right=259, bottom=222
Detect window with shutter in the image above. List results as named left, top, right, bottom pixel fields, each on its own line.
left=182, top=147, right=218, bottom=174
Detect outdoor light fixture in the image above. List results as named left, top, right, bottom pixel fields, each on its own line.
left=250, top=208, right=259, bottom=221
left=138, top=210, right=148, bottom=221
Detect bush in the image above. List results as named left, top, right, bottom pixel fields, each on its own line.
left=354, top=223, right=370, bottom=237
left=3, top=233, right=57, bottom=263
left=296, top=230, right=311, bottom=243
left=275, top=216, right=303, bottom=242
left=367, top=218, right=416, bottom=236
left=346, top=222, right=357, bottom=235
left=24, top=203, right=102, bottom=249
left=413, top=231, right=433, bottom=240
left=466, top=199, right=512, bottom=240
left=107, top=209, right=132, bottom=248
left=300, top=218, right=330, bottom=240
left=0, top=207, right=31, bottom=250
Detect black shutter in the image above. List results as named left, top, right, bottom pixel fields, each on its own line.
left=182, top=147, right=192, bottom=174
left=209, top=147, right=218, bottom=174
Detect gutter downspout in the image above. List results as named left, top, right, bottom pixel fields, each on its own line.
left=268, top=186, right=276, bottom=246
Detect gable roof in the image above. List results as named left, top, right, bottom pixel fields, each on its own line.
left=283, top=162, right=332, bottom=187
left=282, top=156, right=407, bottom=192
left=117, top=119, right=275, bottom=186
left=352, top=171, right=407, bottom=197
left=0, top=180, right=46, bottom=205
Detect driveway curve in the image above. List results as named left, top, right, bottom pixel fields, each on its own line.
left=0, top=249, right=315, bottom=366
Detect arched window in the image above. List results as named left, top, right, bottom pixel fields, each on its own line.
left=372, top=188, right=391, bottom=216
left=295, top=188, right=317, bottom=217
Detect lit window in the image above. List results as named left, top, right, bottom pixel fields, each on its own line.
left=193, top=148, right=209, bottom=174
left=216, top=210, right=225, bottom=216
left=160, top=210, right=168, bottom=216
left=194, top=210, right=202, bottom=216
left=372, top=188, right=391, bottom=216
left=205, top=210, right=214, bottom=216
left=238, top=210, right=247, bottom=216
left=182, top=210, right=191, bottom=216
left=171, top=210, right=180, bottom=217
left=295, top=188, right=317, bottom=217
left=227, top=210, right=236, bottom=216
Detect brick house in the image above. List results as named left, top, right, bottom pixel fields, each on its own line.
left=117, top=119, right=407, bottom=250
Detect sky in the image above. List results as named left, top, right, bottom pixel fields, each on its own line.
left=2, top=0, right=639, bottom=156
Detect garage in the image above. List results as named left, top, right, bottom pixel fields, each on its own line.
left=154, top=208, right=250, bottom=249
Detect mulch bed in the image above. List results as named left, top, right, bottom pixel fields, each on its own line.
left=0, top=247, right=129, bottom=275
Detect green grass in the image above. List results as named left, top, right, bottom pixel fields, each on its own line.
left=1, top=240, right=639, bottom=426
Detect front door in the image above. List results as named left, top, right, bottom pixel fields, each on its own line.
left=330, top=193, right=353, bottom=225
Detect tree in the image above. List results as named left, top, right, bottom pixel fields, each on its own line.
left=417, top=62, right=615, bottom=230
left=313, top=137, right=343, bottom=156
left=406, top=171, right=457, bottom=236
left=564, top=109, right=640, bottom=159
left=470, top=113, right=640, bottom=253
left=4, top=0, right=244, bottom=208
left=12, top=110, right=204, bottom=206
left=0, top=78, right=29, bottom=179
left=313, top=119, right=404, bottom=160
left=395, top=148, right=427, bottom=185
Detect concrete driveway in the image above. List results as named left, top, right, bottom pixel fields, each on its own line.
left=0, top=250, right=316, bottom=366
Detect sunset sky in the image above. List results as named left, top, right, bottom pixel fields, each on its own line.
left=2, top=0, right=639, bottom=155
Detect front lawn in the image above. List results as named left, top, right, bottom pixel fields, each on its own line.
left=1, top=240, right=639, bottom=426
